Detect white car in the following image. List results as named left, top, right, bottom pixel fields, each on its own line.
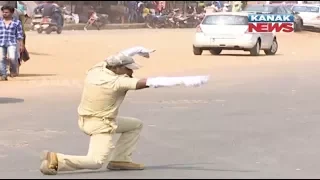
left=292, top=4, right=320, bottom=29
left=193, top=12, right=278, bottom=56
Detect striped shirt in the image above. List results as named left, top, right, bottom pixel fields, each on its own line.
left=0, top=18, right=23, bottom=47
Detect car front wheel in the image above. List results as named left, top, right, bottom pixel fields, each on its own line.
left=209, top=48, right=222, bottom=55
left=37, top=28, right=43, bottom=34
left=193, top=46, right=203, bottom=55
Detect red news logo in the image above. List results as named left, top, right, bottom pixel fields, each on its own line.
left=248, top=23, right=294, bottom=33
left=247, top=14, right=295, bottom=33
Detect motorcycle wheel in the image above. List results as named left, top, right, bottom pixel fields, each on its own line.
left=168, top=22, right=175, bottom=28
left=37, top=28, right=43, bottom=34
left=146, top=23, right=153, bottom=29
left=195, top=20, right=201, bottom=27
left=45, top=27, right=52, bottom=34
left=164, top=23, right=171, bottom=29
left=155, top=23, right=163, bottom=29
left=57, top=27, right=62, bottom=34
left=187, top=23, right=194, bottom=28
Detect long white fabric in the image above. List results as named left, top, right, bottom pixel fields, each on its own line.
left=146, top=76, right=209, bottom=88
left=119, top=46, right=156, bottom=58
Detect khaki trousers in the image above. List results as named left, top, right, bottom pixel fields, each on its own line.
left=56, top=116, right=143, bottom=171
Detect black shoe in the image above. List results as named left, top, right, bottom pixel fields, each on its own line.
left=1, top=76, right=8, bottom=81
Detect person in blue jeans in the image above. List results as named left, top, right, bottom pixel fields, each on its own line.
left=0, top=5, right=24, bottom=81
left=127, top=1, right=138, bottom=23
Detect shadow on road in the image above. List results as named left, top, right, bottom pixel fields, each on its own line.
left=210, top=54, right=283, bottom=57
left=145, top=163, right=258, bottom=172
left=58, top=162, right=258, bottom=176
left=18, top=74, right=57, bottom=78
left=304, top=29, right=320, bottom=33
left=29, top=52, right=51, bottom=56
left=0, top=97, right=24, bottom=104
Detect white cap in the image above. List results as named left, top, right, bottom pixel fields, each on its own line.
left=105, top=54, right=141, bottom=70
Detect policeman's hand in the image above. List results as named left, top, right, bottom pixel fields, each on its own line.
left=20, top=44, right=25, bottom=53
left=139, top=48, right=156, bottom=58
left=140, top=50, right=156, bottom=58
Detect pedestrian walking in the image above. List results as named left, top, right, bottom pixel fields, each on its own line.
left=0, top=5, right=24, bottom=81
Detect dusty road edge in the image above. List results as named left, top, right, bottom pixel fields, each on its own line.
left=25, top=23, right=147, bottom=31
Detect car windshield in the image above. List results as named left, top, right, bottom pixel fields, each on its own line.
left=292, top=6, right=320, bottom=13
left=244, top=5, right=276, bottom=13
left=285, top=5, right=293, bottom=9
left=202, top=15, right=248, bottom=25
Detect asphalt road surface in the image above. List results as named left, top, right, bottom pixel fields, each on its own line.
left=1, top=29, right=320, bottom=178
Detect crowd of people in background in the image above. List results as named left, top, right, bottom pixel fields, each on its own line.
left=123, top=1, right=246, bottom=23
left=125, top=1, right=166, bottom=23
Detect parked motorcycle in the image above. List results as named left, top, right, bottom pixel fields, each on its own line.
left=145, top=14, right=173, bottom=29
left=173, top=11, right=205, bottom=28
left=144, top=8, right=180, bottom=29
left=144, top=8, right=204, bottom=29
left=62, top=7, right=79, bottom=24
left=95, top=13, right=109, bottom=29
left=64, top=14, right=79, bottom=24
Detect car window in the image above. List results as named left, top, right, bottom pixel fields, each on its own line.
left=202, top=15, right=248, bottom=25
left=285, top=5, right=294, bottom=9
left=277, top=6, right=286, bottom=14
left=282, top=6, right=293, bottom=14
left=292, top=6, right=320, bottom=13
left=244, top=5, right=276, bottom=13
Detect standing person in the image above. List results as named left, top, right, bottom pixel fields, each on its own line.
left=127, top=1, right=138, bottom=23
left=0, top=5, right=24, bottom=81
left=137, top=1, right=144, bottom=22
left=14, top=2, right=28, bottom=73
left=214, top=1, right=222, bottom=9
left=158, top=1, right=166, bottom=14
left=39, top=47, right=209, bottom=175
left=142, top=4, right=150, bottom=20
left=212, top=2, right=221, bottom=11
left=137, top=1, right=144, bottom=9
left=196, top=2, right=205, bottom=14
left=232, top=1, right=242, bottom=12
left=222, top=3, right=231, bottom=12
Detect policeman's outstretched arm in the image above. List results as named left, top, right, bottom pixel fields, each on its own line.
left=116, top=76, right=210, bottom=91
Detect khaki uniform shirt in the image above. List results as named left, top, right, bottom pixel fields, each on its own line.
left=78, top=62, right=139, bottom=120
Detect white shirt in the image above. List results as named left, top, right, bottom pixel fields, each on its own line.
left=138, top=2, right=144, bottom=8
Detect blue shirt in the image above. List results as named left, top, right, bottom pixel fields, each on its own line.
left=128, top=1, right=138, bottom=11
left=0, top=18, right=24, bottom=47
